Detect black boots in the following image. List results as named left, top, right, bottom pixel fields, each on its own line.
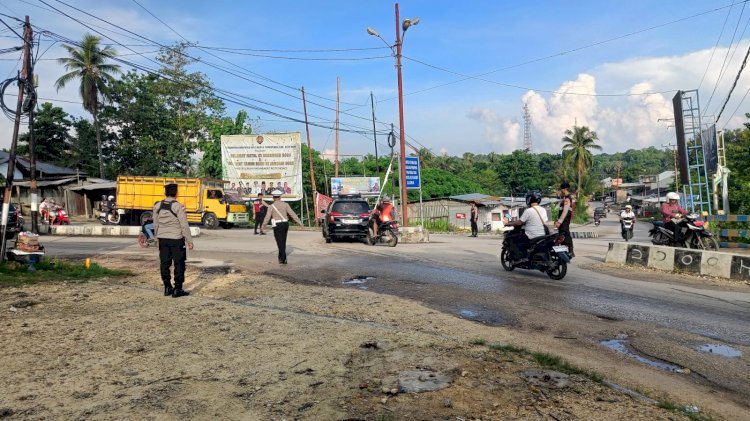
left=172, top=288, right=189, bottom=298
left=164, top=284, right=174, bottom=296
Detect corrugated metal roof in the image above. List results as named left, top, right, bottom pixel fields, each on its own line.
left=68, top=181, right=117, bottom=191
left=0, top=151, right=84, bottom=177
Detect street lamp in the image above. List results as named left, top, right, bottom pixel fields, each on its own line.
left=368, top=3, right=419, bottom=226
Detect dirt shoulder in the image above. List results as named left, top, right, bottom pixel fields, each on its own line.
left=0, top=255, right=735, bottom=420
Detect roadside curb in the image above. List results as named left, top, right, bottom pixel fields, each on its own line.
left=570, top=232, right=598, bottom=239
left=400, top=226, right=430, bottom=243
left=604, top=241, right=750, bottom=281
left=49, top=225, right=202, bottom=237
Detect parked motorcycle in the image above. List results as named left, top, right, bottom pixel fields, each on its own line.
left=594, top=216, right=601, bottom=227
left=500, top=226, right=570, bottom=280
left=621, top=216, right=634, bottom=241
left=649, top=213, right=718, bottom=250
left=367, top=220, right=399, bottom=247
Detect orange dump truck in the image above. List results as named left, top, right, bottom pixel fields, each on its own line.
left=115, top=176, right=249, bottom=229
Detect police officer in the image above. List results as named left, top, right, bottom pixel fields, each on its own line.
left=153, top=183, right=194, bottom=297
left=262, top=190, right=302, bottom=264
left=554, top=181, right=575, bottom=257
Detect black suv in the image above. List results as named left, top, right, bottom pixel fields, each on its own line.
left=322, top=195, right=371, bottom=243
left=2, top=201, right=22, bottom=239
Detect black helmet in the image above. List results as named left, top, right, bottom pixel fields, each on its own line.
left=525, top=190, right=542, bottom=206
left=560, top=181, right=570, bottom=189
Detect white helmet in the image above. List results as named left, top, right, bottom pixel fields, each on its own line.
left=625, top=204, right=632, bottom=209
left=108, top=195, right=115, bottom=201
left=666, top=192, right=679, bottom=201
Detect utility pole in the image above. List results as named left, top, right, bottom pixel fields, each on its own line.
left=662, top=142, right=678, bottom=192
left=335, top=77, right=340, bottom=178
left=1, top=16, right=32, bottom=261
left=394, top=3, right=409, bottom=226
left=370, top=91, right=379, bottom=179
left=614, top=160, right=622, bottom=203
left=300, top=87, right=318, bottom=226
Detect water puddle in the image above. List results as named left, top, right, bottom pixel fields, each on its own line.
left=343, top=276, right=375, bottom=289
left=600, top=339, right=686, bottom=373
left=457, top=308, right=479, bottom=318
left=697, top=344, right=742, bottom=358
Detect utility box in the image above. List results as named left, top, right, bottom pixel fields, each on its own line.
left=116, top=176, right=249, bottom=229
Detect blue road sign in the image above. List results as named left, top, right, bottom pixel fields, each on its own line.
left=405, top=156, right=421, bottom=189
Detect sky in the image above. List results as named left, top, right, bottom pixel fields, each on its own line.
left=2, top=0, right=750, bottom=161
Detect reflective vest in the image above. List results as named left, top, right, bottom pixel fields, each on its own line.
left=378, top=202, right=394, bottom=222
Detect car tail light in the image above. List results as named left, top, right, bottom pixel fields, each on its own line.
left=329, top=212, right=343, bottom=223
left=359, top=213, right=370, bottom=218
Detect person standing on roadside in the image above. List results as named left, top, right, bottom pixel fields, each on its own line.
left=154, top=183, right=193, bottom=297
left=469, top=201, right=479, bottom=237
left=263, top=190, right=302, bottom=264
left=253, top=192, right=267, bottom=235
left=554, top=181, right=575, bottom=258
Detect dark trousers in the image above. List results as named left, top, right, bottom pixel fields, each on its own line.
left=665, top=221, right=680, bottom=244
left=273, top=221, right=289, bottom=262
left=470, top=219, right=478, bottom=236
left=159, top=238, right=186, bottom=290
left=254, top=211, right=266, bottom=233
left=558, top=225, right=574, bottom=255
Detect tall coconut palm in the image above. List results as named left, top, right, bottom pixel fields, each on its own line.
left=55, top=34, right=120, bottom=178
left=561, top=125, right=602, bottom=200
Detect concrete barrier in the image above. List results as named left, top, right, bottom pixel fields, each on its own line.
left=605, top=241, right=750, bottom=281
left=49, top=225, right=201, bottom=237
left=400, top=226, right=430, bottom=243
left=570, top=231, right=599, bottom=239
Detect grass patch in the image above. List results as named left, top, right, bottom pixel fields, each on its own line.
left=489, top=343, right=529, bottom=354
left=657, top=399, right=713, bottom=421
left=470, top=338, right=487, bottom=346
left=0, top=259, right=131, bottom=287
left=482, top=342, right=602, bottom=383
left=415, top=218, right=455, bottom=232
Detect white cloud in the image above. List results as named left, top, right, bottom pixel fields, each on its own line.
left=466, top=106, right=521, bottom=152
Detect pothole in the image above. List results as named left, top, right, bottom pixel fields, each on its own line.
left=600, top=339, right=687, bottom=373
left=697, top=344, right=742, bottom=358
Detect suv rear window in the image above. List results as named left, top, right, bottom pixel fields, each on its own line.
left=332, top=201, right=369, bottom=214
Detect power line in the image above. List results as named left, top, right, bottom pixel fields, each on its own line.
left=697, top=0, right=735, bottom=91
left=704, top=1, right=748, bottom=114
left=716, top=42, right=750, bottom=121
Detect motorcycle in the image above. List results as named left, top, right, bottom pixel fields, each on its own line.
left=98, top=202, right=121, bottom=225
left=649, top=213, right=718, bottom=250
left=138, top=219, right=156, bottom=248
left=367, top=220, right=399, bottom=247
left=594, top=215, right=601, bottom=227
left=621, top=217, right=634, bottom=241
left=500, top=226, right=570, bottom=280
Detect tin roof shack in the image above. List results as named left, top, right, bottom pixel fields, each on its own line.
left=407, top=193, right=554, bottom=232
left=0, top=151, right=108, bottom=218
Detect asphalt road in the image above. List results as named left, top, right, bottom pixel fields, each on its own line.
left=33, top=218, right=750, bottom=407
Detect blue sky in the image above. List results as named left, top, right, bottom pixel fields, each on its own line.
left=1, top=0, right=749, bottom=160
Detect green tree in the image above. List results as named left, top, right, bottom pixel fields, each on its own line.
left=55, top=33, right=120, bottom=178
left=561, top=125, right=602, bottom=199
left=18, top=102, right=72, bottom=164
left=68, top=117, right=99, bottom=176
left=199, top=110, right=252, bottom=178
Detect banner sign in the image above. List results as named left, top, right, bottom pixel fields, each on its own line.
left=330, top=177, right=381, bottom=196
left=221, top=133, right=303, bottom=201
left=405, top=156, right=421, bottom=189
left=456, top=213, right=467, bottom=219
left=315, top=191, right=333, bottom=221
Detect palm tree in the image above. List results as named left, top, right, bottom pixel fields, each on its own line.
left=55, top=34, right=120, bottom=178
left=561, top=125, right=602, bottom=200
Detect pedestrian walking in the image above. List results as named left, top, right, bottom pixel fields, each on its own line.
left=469, top=201, right=479, bottom=237
left=262, top=190, right=303, bottom=264
left=253, top=192, right=267, bottom=235
left=554, top=181, right=575, bottom=258
left=153, top=183, right=194, bottom=297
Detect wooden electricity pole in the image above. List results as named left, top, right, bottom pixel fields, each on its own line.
left=1, top=16, right=33, bottom=260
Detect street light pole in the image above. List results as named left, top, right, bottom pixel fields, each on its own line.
left=394, top=3, right=408, bottom=226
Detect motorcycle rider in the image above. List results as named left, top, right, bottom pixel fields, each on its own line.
left=620, top=204, right=636, bottom=234
left=370, top=195, right=396, bottom=237
left=662, top=192, right=688, bottom=244
left=508, top=191, right=548, bottom=261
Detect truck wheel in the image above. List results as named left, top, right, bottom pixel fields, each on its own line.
left=140, top=211, right=153, bottom=226
left=219, top=222, right=234, bottom=229
left=203, top=212, right=219, bottom=229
